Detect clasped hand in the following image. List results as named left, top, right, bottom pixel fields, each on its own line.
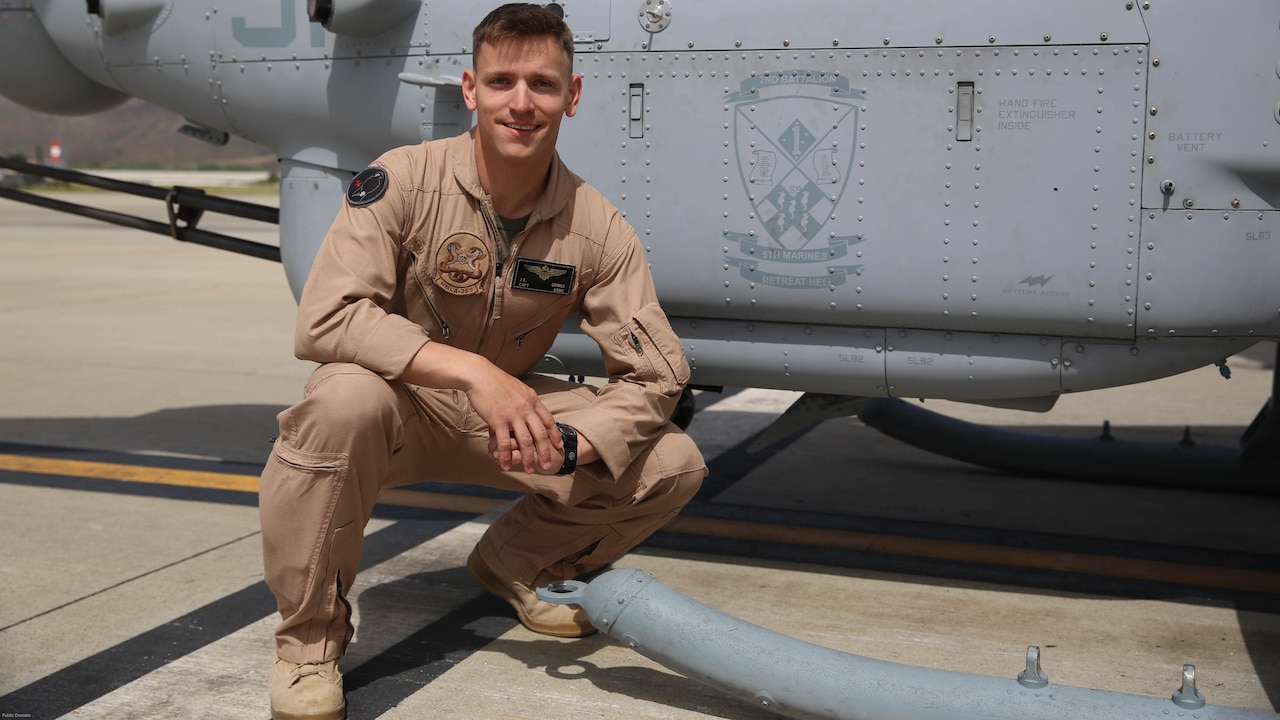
left=467, top=369, right=565, bottom=474
left=403, top=341, right=585, bottom=475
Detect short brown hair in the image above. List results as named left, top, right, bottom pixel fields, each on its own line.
left=472, top=3, right=574, bottom=71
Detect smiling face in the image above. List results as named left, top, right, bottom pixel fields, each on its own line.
left=462, top=35, right=582, bottom=186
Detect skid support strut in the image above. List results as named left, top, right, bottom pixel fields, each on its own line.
left=0, top=158, right=280, bottom=261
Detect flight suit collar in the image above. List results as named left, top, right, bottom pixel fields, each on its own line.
left=449, top=129, right=574, bottom=224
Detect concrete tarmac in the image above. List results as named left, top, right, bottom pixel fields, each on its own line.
left=0, top=188, right=1277, bottom=719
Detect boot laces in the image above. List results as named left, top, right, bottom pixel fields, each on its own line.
left=286, top=660, right=338, bottom=687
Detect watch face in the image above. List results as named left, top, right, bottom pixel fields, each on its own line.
left=556, top=423, right=577, bottom=474
left=346, top=167, right=387, bottom=207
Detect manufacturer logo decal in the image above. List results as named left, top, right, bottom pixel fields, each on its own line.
left=434, top=232, right=490, bottom=295
left=725, top=71, right=866, bottom=289
left=1004, top=273, right=1068, bottom=298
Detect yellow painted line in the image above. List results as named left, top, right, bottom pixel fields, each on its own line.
left=0, top=453, right=507, bottom=515
left=2, top=452, right=1276, bottom=594
left=0, top=453, right=260, bottom=493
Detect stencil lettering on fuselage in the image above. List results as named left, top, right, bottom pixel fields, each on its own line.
left=230, top=0, right=327, bottom=48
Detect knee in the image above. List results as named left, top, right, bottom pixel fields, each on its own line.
left=308, top=364, right=398, bottom=415
left=648, top=429, right=706, bottom=506
left=280, top=364, right=403, bottom=450
left=668, top=465, right=704, bottom=507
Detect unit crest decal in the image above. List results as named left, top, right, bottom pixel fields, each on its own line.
left=726, top=71, right=866, bottom=289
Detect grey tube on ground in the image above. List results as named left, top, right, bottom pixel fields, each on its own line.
left=538, top=568, right=1273, bottom=720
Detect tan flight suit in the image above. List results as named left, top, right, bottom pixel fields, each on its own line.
left=260, top=130, right=707, bottom=664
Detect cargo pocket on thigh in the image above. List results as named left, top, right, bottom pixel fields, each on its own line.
left=266, top=441, right=349, bottom=552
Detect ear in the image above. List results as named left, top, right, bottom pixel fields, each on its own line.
left=564, top=74, right=583, bottom=118
left=462, top=69, right=478, bottom=111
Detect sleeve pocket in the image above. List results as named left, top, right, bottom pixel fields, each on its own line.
left=611, top=301, right=691, bottom=394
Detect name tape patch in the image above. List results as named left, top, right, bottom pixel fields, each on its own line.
left=511, top=258, right=576, bottom=296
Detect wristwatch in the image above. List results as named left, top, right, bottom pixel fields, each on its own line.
left=555, top=423, right=578, bottom=475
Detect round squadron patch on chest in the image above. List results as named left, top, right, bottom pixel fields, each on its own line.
left=346, top=167, right=387, bottom=207
left=433, top=232, right=491, bottom=295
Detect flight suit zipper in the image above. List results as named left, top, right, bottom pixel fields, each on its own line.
left=478, top=199, right=541, bottom=355
left=504, top=216, right=545, bottom=352
left=483, top=201, right=540, bottom=278
left=477, top=201, right=505, bottom=353
left=480, top=202, right=505, bottom=278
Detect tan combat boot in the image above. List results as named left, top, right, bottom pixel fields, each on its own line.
left=467, top=537, right=596, bottom=637
left=269, top=657, right=345, bottom=720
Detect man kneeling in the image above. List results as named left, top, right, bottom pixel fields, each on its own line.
left=258, top=4, right=706, bottom=719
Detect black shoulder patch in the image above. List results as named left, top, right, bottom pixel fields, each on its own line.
left=346, top=167, right=388, bottom=207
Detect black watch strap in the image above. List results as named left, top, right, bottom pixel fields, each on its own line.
left=555, top=423, right=578, bottom=475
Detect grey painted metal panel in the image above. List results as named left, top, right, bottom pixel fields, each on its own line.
left=1140, top=0, right=1280, bottom=212
left=1137, top=209, right=1280, bottom=339
left=30, top=0, right=122, bottom=89
left=1060, top=337, right=1254, bottom=394
left=611, top=0, right=1147, bottom=53
left=561, top=43, right=1147, bottom=341
left=9, top=0, right=1278, bottom=402
left=674, top=318, right=888, bottom=395
left=0, top=1, right=128, bottom=114
left=884, top=329, right=1060, bottom=401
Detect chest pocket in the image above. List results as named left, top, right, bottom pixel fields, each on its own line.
left=500, top=249, right=581, bottom=335
left=492, top=278, right=579, bottom=370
